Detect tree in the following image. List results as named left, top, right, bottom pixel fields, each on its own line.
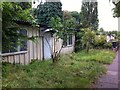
left=69, top=11, right=84, bottom=52
left=63, top=10, right=83, bottom=52
left=96, top=27, right=105, bottom=35
left=81, top=28, right=95, bottom=52
left=112, top=1, right=120, bottom=17
left=74, top=29, right=84, bottom=52
left=99, top=28, right=104, bottom=32
left=36, top=1, right=62, bottom=26
left=2, top=2, right=34, bottom=53
left=70, top=11, right=80, bottom=24
left=35, top=1, right=76, bottom=63
left=49, top=17, right=76, bottom=63
left=63, top=10, right=72, bottom=20
left=117, top=31, right=120, bottom=40
left=80, top=1, right=99, bottom=30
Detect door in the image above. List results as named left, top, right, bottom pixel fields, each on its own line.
left=43, top=33, right=52, bottom=59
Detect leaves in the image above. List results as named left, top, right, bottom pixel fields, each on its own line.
left=2, top=2, right=34, bottom=52
left=94, top=34, right=106, bottom=48
left=81, top=28, right=96, bottom=52
left=36, top=2, right=62, bottom=26
left=80, top=1, right=98, bottom=30
left=50, top=16, right=76, bottom=41
left=112, top=1, right=120, bottom=17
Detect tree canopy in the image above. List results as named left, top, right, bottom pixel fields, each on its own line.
left=70, top=11, right=80, bottom=24
left=112, top=1, right=120, bottom=17
left=80, top=1, right=99, bottom=30
left=35, top=1, right=62, bottom=26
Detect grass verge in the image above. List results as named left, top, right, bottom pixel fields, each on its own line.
left=2, top=49, right=116, bottom=88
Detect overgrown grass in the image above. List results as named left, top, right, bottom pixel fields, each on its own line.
left=2, top=49, right=116, bottom=88
left=73, top=49, right=115, bottom=64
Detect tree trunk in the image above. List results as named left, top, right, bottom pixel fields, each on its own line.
left=86, top=39, right=90, bottom=53
left=51, top=44, right=63, bottom=63
left=86, top=42, right=89, bottom=53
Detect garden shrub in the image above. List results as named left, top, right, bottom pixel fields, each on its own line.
left=94, top=34, right=106, bottom=49
left=75, top=31, right=84, bottom=52
left=103, top=42, right=112, bottom=49
left=117, top=31, right=120, bottom=40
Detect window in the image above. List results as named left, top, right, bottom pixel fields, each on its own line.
left=68, top=35, right=72, bottom=45
left=19, top=29, right=27, bottom=51
left=2, top=29, right=27, bottom=53
left=63, top=35, right=73, bottom=47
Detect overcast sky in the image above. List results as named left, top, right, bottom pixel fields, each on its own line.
left=33, top=0, right=118, bottom=31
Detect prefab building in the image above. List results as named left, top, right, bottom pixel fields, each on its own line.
left=1, top=20, right=75, bottom=65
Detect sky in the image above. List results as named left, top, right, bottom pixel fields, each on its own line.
left=32, top=0, right=118, bottom=31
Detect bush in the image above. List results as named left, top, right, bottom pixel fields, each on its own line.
left=103, top=42, right=112, bottom=49
left=75, top=31, right=84, bottom=52
left=118, top=31, right=120, bottom=40
left=94, top=35, right=106, bottom=49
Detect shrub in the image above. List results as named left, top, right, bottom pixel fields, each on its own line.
left=117, top=31, right=120, bottom=40
left=81, top=28, right=96, bottom=52
left=103, top=42, right=112, bottom=49
left=75, top=31, right=84, bottom=52
left=94, top=34, right=106, bottom=49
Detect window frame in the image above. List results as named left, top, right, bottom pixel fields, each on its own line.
left=63, top=34, right=73, bottom=47
left=2, top=28, right=28, bottom=54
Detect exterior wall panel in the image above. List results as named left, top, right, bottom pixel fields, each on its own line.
left=54, top=35, right=75, bottom=54
left=1, top=25, right=42, bottom=65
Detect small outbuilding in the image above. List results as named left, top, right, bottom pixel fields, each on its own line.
left=1, top=20, right=75, bottom=65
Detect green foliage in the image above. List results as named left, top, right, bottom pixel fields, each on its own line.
left=49, top=16, right=76, bottom=62
left=80, top=1, right=99, bottom=30
left=70, top=11, right=80, bottom=23
left=75, top=30, right=84, bottom=52
left=74, top=49, right=115, bottom=64
left=97, top=27, right=105, bottom=35
left=75, top=1, right=99, bottom=52
left=112, top=1, right=120, bottom=17
left=104, top=42, right=112, bottom=49
left=94, top=35, right=106, bottom=49
left=99, top=28, right=104, bottom=32
left=36, top=3, right=75, bottom=62
left=50, top=16, right=76, bottom=40
left=36, top=2, right=62, bottom=26
left=2, top=49, right=115, bottom=88
left=63, top=10, right=72, bottom=20
left=62, top=11, right=81, bottom=52
left=2, top=2, right=34, bottom=52
left=81, top=28, right=96, bottom=52
left=2, top=2, right=33, bottom=21
left=118, top=31, right=120, bottom=40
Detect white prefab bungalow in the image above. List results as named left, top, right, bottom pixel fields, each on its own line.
left=1, top=20, right=75, bottom=65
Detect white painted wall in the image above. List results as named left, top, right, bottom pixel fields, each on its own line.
left=54, top=35, right=75, bottom=54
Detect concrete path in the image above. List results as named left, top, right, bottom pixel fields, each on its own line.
left=93, top=49, right=120, bottom=89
